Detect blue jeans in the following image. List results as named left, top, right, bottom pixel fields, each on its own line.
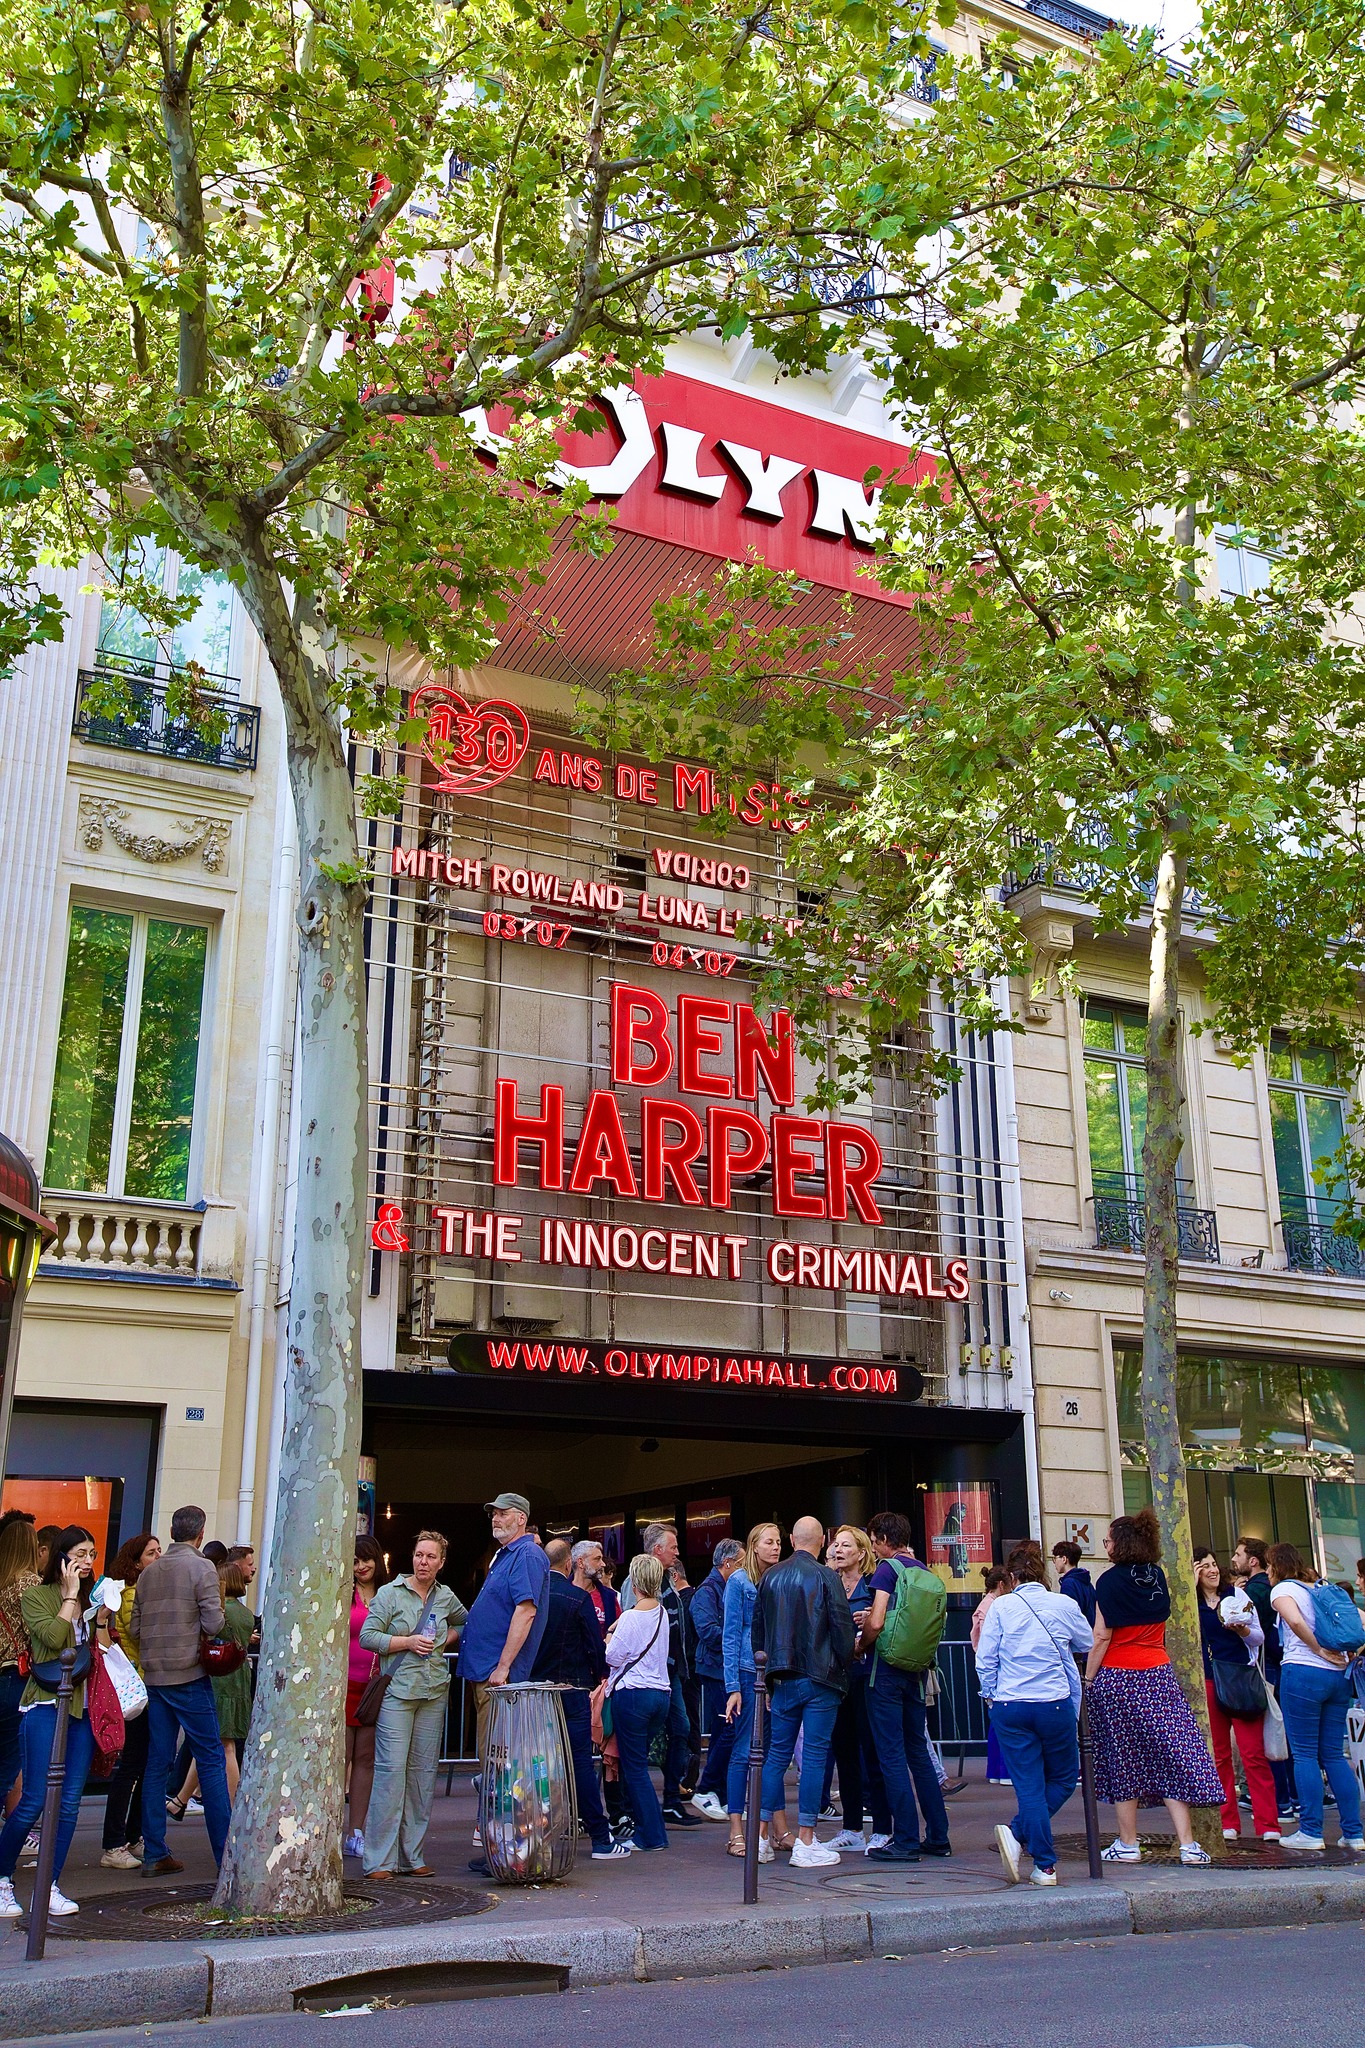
left=141, top=1678, right=232, bottom=1866
left=865, top=1664, right=949, bottom=1851
left=760, top=1678, right=842, bottom=1827
left=0, top=1665, right=25, bottom=1805
left=610, top=1686, right=670, bottom=1849
left=1279, top=1662, right=1362, bottom=1839
left=696, top=1677, right=737, bottom=1798
left=0, top=1705, right=97, bottom=1882
left=989, top=1697, right=1080, bottom=1870
left=562, top=1689, right=611, bottom=1851
left=662, top=1671, right=691, bottom=1806
left=726, top=1670, right=759, bottom=1816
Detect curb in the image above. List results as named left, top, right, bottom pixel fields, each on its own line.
left=2, top=1869, right=1364, bottom=2038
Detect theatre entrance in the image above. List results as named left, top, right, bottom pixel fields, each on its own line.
left=361, top=1368, right=1028, bottom=1611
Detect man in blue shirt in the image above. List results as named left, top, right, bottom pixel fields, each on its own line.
left=456, top=1491, right=551, bottom=1779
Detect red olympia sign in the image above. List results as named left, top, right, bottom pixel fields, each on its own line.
left=451, top=1333, right=925, bottom=1405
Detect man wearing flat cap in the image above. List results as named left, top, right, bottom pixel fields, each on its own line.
left=456, top=1492, right=551, bottom=1775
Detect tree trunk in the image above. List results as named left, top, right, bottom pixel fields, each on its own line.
left=1140, top=838, right=1222, bottom=1857
left=212, top=563, right=369, bottom=1917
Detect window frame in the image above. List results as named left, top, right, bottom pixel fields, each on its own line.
left=1266, top=1037, right=1351, bottom=1226
left=94, top=542, right=241, bottom=685
left=1214, top=529, right=1276, bottom=601
left=44, top=900, right=215, bottom=1204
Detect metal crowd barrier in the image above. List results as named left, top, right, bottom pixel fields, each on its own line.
left=433, top=1641, right=990, bottom=1787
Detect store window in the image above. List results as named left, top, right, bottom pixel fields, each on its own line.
left=1267, top=1036, right=1350, bottom=1228
left=96, top=540, right=236, bottom=679
left=45, top=906, right=209, bottom=1202
left=1115, top=1346, right=1365, bottom=1577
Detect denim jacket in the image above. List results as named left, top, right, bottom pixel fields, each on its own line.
left=690, top=1567, right=727, bottom=1682
left=722, top=1568, right=757, bottom=1694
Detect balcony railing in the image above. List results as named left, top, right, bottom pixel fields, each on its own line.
left=1091, top=1172, right=1220, bottom=1263
left=1003, top=827, right=1206, bottom=917
left=1022, top=0, right=1115, bottom=39
left=1280, top=1198, right=1365, bottom=1279
left=74, top=658, right=261, bottom=772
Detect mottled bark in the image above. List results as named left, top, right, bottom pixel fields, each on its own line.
left=211, top=549, right=367, bottom=1916
left=1140, top=840, right=1222, bottom=1856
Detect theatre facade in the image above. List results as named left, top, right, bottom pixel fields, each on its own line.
left=355, top=346, right=1035, bottom=1602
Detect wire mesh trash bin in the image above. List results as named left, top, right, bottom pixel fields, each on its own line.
left=479, top=1682, right=578, bottom=1882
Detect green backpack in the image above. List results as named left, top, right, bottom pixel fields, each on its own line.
left=872, top=1558, right=946, bottom=1681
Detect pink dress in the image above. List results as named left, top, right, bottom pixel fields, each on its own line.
left=345, top=1589, right=378, bottom=1726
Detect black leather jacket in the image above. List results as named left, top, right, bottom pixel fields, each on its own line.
left=751, top=1551, right=857, bottom=1695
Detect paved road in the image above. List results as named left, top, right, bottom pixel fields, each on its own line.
left=17, top=1925, right=1365, bottom=2048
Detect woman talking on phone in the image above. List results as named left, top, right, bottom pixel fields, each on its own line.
left=0, top=1526, right=112, bottom=1919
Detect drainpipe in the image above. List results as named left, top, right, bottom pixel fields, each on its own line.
left=235, top=753, right=298, bottom=1545
left=991, top=974, right=1042, bottom=1539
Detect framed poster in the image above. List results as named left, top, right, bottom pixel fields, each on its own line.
left=924, top=1481, right=994, bottom=1593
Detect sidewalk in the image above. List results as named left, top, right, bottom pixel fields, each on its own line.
left=3, top=1761, right=1363, bottom=2038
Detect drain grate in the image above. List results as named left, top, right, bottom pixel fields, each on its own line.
left=43, top=1877, right=494, bottom=1940
left=295, top=1961, right=569, bottom=2010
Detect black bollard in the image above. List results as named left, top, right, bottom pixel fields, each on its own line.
left=741, top=1650, right=768, bottom=1905
left=1078, top=1673, right=1103, bottom=1880
left=26, top=1645, right=77, bottom=1962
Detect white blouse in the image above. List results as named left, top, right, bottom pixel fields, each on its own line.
left=605, top=1604, right=671, bottom=1692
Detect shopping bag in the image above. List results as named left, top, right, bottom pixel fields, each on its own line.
left=102, top=1641, right=148, bottom=1720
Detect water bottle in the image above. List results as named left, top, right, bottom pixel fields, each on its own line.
left=420, top=1606, right=439, bottom=1643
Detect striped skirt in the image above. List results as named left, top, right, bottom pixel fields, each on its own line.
left=1088, top=1664, right=1225, bottom=1808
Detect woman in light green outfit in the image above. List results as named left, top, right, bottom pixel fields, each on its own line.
left=359, top=1531, right=466, bottom=1878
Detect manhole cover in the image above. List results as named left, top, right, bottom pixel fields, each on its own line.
left=44, top=1877, right=495, bottom=1941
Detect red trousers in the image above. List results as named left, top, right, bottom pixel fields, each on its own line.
left=1205, top=1680, right=1279, bottom=1836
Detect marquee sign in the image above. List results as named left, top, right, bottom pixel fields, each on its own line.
left=469, top=369, right=927, bottom=602
left=450, top=1332, right=925, bottom=1404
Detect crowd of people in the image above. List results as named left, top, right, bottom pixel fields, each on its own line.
left=0, top=1488, right=1361, bottom=1914
left=0, top=1503, right=257, bottom=1919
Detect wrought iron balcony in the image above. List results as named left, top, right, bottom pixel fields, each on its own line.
left=1022, top=0, right=1116, bottom=39
left=74, top=658, right=260, bottom=772
left=1280, top=1198, right=1365, bottom=1279
left=1091, top=1172, right=1220, bottom=1264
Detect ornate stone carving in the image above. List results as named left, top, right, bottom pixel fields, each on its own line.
left=1021, top=915, right=1075, bottom=1023
left=78, top=795, right=227, bottom=873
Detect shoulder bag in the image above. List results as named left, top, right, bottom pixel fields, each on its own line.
left=1210, top=1643, right=1269, bottom=1721
left=86, top=1642, right=127, bottom=1760
left=354, top=1584, right=440, bottom=1727
left=1007, top=1587, right=1082, bottom=1702
left=601, top=1608, right=664, bottom=1739
left=0, top=1604, right=30, bottom=1680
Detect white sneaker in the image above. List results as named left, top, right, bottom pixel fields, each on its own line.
left=47, top=1886, right=79, bottom=1917
left=790, top=1838, right=840, bottom=1869
left=691, top=1792, right=727, bottom=1822
left=186, top=1797, right=204, bottom=1817
left=865, top=1832, right=892, bottom=1852
left=828, top=1829, right=867, bottom=1852
left=757, top=1838, right=774, bottom=1864
left=1278, top=1830, right=1326, bottom=1851
left=1262, top=1830, right=1281, bottom=1842
left=1179, top=1843, right=1212, bottom=1866
left=1222, top=1828, right=1240, bottom=1841
left=1342, top=1837, right=1365, bottom=1852
left=994, top=1823, right=1022, bottom=1884
left=100, top=1846, right=141, bottom=1870
left=19, top=1832, right=39, bottom=1863
left=1101, top=1837, right=1141, bottom=1862
left=0, top=1878, right=20, bottom=1918
left=1029, top=1865, right=1058, bottom=1887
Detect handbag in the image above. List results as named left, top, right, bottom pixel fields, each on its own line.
left=354, top=1584, right=440, bottom=1728
left=201, top=1630, right=248, bottom=1677
left=1211, top=1650, right=1268, bottom=1721
left=103, top=1640, right=148, bottom=1720
left=31, top=1641, right=92, bottom=1690
left=86, top=1643, right=126, bottom=1759
left=1262, top=1659, right=1290, bottom=1760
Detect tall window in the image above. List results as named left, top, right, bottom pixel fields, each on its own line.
left=1082, top=1002, right=1150, bottom=1193
left=97, top=542, right=235, bottom=678
left=1267, top=1036, right=1349, bottom=1226
left=45, top=908, right=209, bottom=1202
left=1215, top=531, right=1274, bottom=599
